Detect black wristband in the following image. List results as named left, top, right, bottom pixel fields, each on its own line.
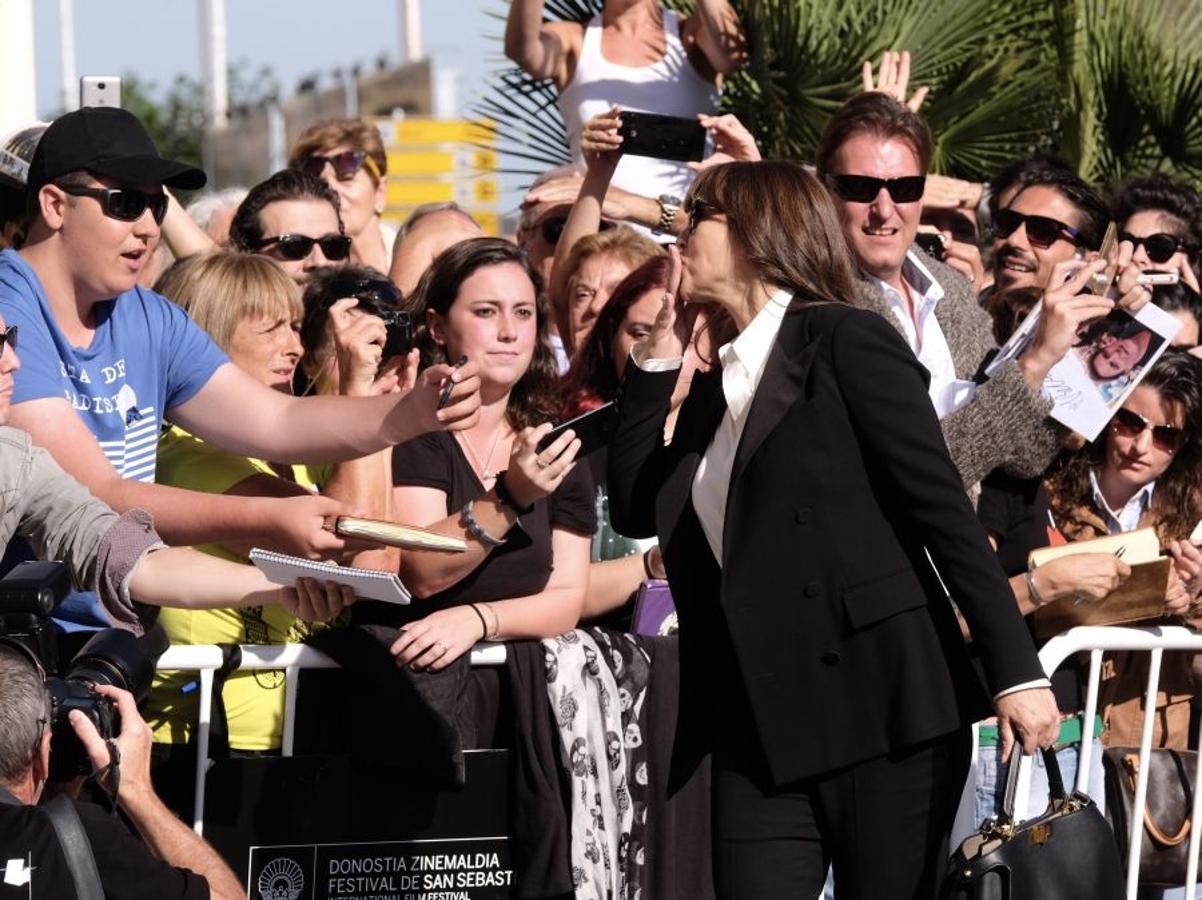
left=494, top=470, right=534, bottom=516
left=469, top=603, right=489, bottom=641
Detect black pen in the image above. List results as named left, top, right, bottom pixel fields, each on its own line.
left=438, top=356, right=469, bottom=409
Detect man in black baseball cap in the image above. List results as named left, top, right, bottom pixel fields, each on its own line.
left=0, top=105, right=482, bottom=630
left=25, top=106, right=206, bottom=201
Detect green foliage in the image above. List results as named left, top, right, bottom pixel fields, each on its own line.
left=116, top=61, right=282, bottom=177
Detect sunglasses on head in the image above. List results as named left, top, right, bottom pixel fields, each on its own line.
left=994, top=208, right=1084, bottom=249
left=57, top=183, right=169, bottom=225
left=252, top=233, right=352, bottom=262
left=1111, top=406, right=1187, bottom=453
left=826, top=173, right=926, bottom=204
left=538, top=217, right=615, bottom=246
left=299, top=151, right=381, bottom=182
left=1119, top=231, right=1190, bottom=265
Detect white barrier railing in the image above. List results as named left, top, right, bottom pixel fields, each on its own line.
left=156, top=641, right=507, bottom=835
left=1019, top=625, right=1202, bottom=900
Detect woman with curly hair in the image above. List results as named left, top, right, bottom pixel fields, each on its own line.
left=1045, top=351, right=1202, bottom=752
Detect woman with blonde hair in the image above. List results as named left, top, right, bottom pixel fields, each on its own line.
left=147, top=251, right=400, bottom=758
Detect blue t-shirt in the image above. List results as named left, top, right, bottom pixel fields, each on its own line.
left=0, top=248, right=228, bottom=630
left=0, top=248, right=228, bottom=483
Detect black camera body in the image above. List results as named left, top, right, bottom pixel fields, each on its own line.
left=328, top=274, right=413, bottom=359
left=0, top=561, right=167, bottom=780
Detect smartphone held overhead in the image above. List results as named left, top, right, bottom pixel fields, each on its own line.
left=618, top=112, right=706, bottom=163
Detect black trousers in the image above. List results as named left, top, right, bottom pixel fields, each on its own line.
left=711, top=727, right=970, bottom=900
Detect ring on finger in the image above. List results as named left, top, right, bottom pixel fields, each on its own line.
left=535, top=457, right=550, bottom=470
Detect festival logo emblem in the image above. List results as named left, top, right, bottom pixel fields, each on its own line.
left=256, top=856, right=305, bottom=900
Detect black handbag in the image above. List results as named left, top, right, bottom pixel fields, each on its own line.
left=1103, top=746, right=1197, bottom=886
left=941, top=747, right=1125, bottom=900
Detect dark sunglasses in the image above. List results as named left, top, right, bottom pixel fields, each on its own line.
left=1119, top=231, right=1190, bottom=265
left=685, top=199, right=720, bottom=235
left=252, top=233, right=352, bottom=262
left=57, top=184, right=168, bottom=224
left=1111, top=406, right=1187, bottom=453
left=826, top=173, right=926, bottom=204
left=0, top=325, right=16, bottom=355
left=539, top=217, right=615, bottom=246
left=994, top=208, right=1084, bottom=249
left=299, top=151, right=381, bottom=182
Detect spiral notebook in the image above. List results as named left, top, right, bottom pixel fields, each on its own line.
left=249, top=549, right=411, bottom=605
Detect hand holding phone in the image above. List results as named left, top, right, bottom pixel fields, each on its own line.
left=535, top=402, right=618, bottom=457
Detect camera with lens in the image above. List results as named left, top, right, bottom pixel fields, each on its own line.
left=0, top=561, right=167, bottom=780
left=326, top=274, right=413, bottom=359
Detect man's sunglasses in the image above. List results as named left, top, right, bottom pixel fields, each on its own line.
left=1111, top=406, right=1187, bottom=453
left=0, top=325, right=17, bottom=355
left=994, top=209, right=1084, bottom=249
left=57, top=184, right=168, bottom=225
left=1119, top=231, right=1191, bottom=265
left=299, top=151, right=381, bottom=182
left=539, top=217, right=615, bottom=246
left=826, top=174, right=926, bottom=204
left=251, top=233, right=352, bottom=262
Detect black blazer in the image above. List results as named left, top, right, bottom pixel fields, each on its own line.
left=607, top=301, right=1045, bottom=788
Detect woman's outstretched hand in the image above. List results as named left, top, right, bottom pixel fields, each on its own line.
left=636, top=244, right=686, bottom=362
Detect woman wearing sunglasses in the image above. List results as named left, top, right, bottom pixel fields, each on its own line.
left=1045, top=352, right=1202, bottom=754
left=1112, top=174, right=1202, bottom=305
left=289, top=119, right=393, bottom=275
left=606, top=159, right=1058, bottom=899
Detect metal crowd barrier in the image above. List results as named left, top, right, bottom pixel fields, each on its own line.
left=1008, top=625, right=1202, bottom=900
left=155, top=641, right=507, bottom=835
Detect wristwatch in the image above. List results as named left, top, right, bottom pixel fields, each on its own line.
left=656, top=194, right=681, bottom=234
left=494, top=470, right=534, bottom=517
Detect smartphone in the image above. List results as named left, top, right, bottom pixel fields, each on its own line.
left=535, top=402, right=618, bottom=457
left=1088, top=221, right=1118, bottom=295
left=618, top=112, right=706, bottom=163
left=1137, top=270, right=1180, bottom=286
left=914, top=233, right=947, bottom=261
left=80, top=76, right=122, bottom=109
left=377, top=310, right=413, bottom=358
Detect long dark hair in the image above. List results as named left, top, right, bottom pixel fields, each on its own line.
left=408, top=237, right=559, bottom=430
left=686, top=160, right=860, bottom=307
left=1046, top=351, right=1202, bottom=541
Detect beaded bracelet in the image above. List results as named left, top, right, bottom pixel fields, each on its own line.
left=462, top=500, right=507, bottom=548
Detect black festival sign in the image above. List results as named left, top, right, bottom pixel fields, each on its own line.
left=248, top=837, right=513, bottom=900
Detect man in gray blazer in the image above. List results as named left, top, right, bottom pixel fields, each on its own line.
left=815, top=93, right=1087, bottom=488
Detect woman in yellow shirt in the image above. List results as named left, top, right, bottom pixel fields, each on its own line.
left=147, top=252, right=404, bottom=752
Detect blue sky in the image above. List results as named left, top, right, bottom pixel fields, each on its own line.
left=32, top=0, right=502, bottom=119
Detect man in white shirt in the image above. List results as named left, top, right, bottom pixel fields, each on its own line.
left=816, top=93, right=1070, bottom=488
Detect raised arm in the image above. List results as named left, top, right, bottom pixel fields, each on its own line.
left=170, top=357, right=480, bottom=463
left=686, top=0, right=747, bottom=76
left=504, top=0, right=578, bottom=87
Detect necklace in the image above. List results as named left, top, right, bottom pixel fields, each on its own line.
left=459, top=424, right=506, bottom=481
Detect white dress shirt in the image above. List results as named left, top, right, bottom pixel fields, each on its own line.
left=876, top=251, right=976, bottom=419
left=1089, top=469, right=1154, bottom=535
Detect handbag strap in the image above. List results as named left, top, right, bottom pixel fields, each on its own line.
left=0, top=787, right=104, bottom=900
left=1122, top=753, right=1192, bottom=846
left=1002, top=746, right=1067, bottom=821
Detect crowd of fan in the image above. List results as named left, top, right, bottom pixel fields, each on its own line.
left=0, top=1, right=1201, bottom=896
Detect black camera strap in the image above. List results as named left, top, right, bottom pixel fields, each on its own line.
left=0, top=788, right=103, bottom=900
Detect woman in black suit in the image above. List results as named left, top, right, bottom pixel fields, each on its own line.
left=604, top=161, right=1060, bottom=899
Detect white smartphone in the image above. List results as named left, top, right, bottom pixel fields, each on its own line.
left=1137, top=270, right=1180, bottom=286
left=80, top=76, right=122, bottom=109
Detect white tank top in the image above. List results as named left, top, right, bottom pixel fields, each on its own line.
left=558, top=10, right=720, bottom=202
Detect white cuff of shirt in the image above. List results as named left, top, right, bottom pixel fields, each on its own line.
left=631, top=347, right=683, bottom=372
left=993, top=678, right=1051, bottom=701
